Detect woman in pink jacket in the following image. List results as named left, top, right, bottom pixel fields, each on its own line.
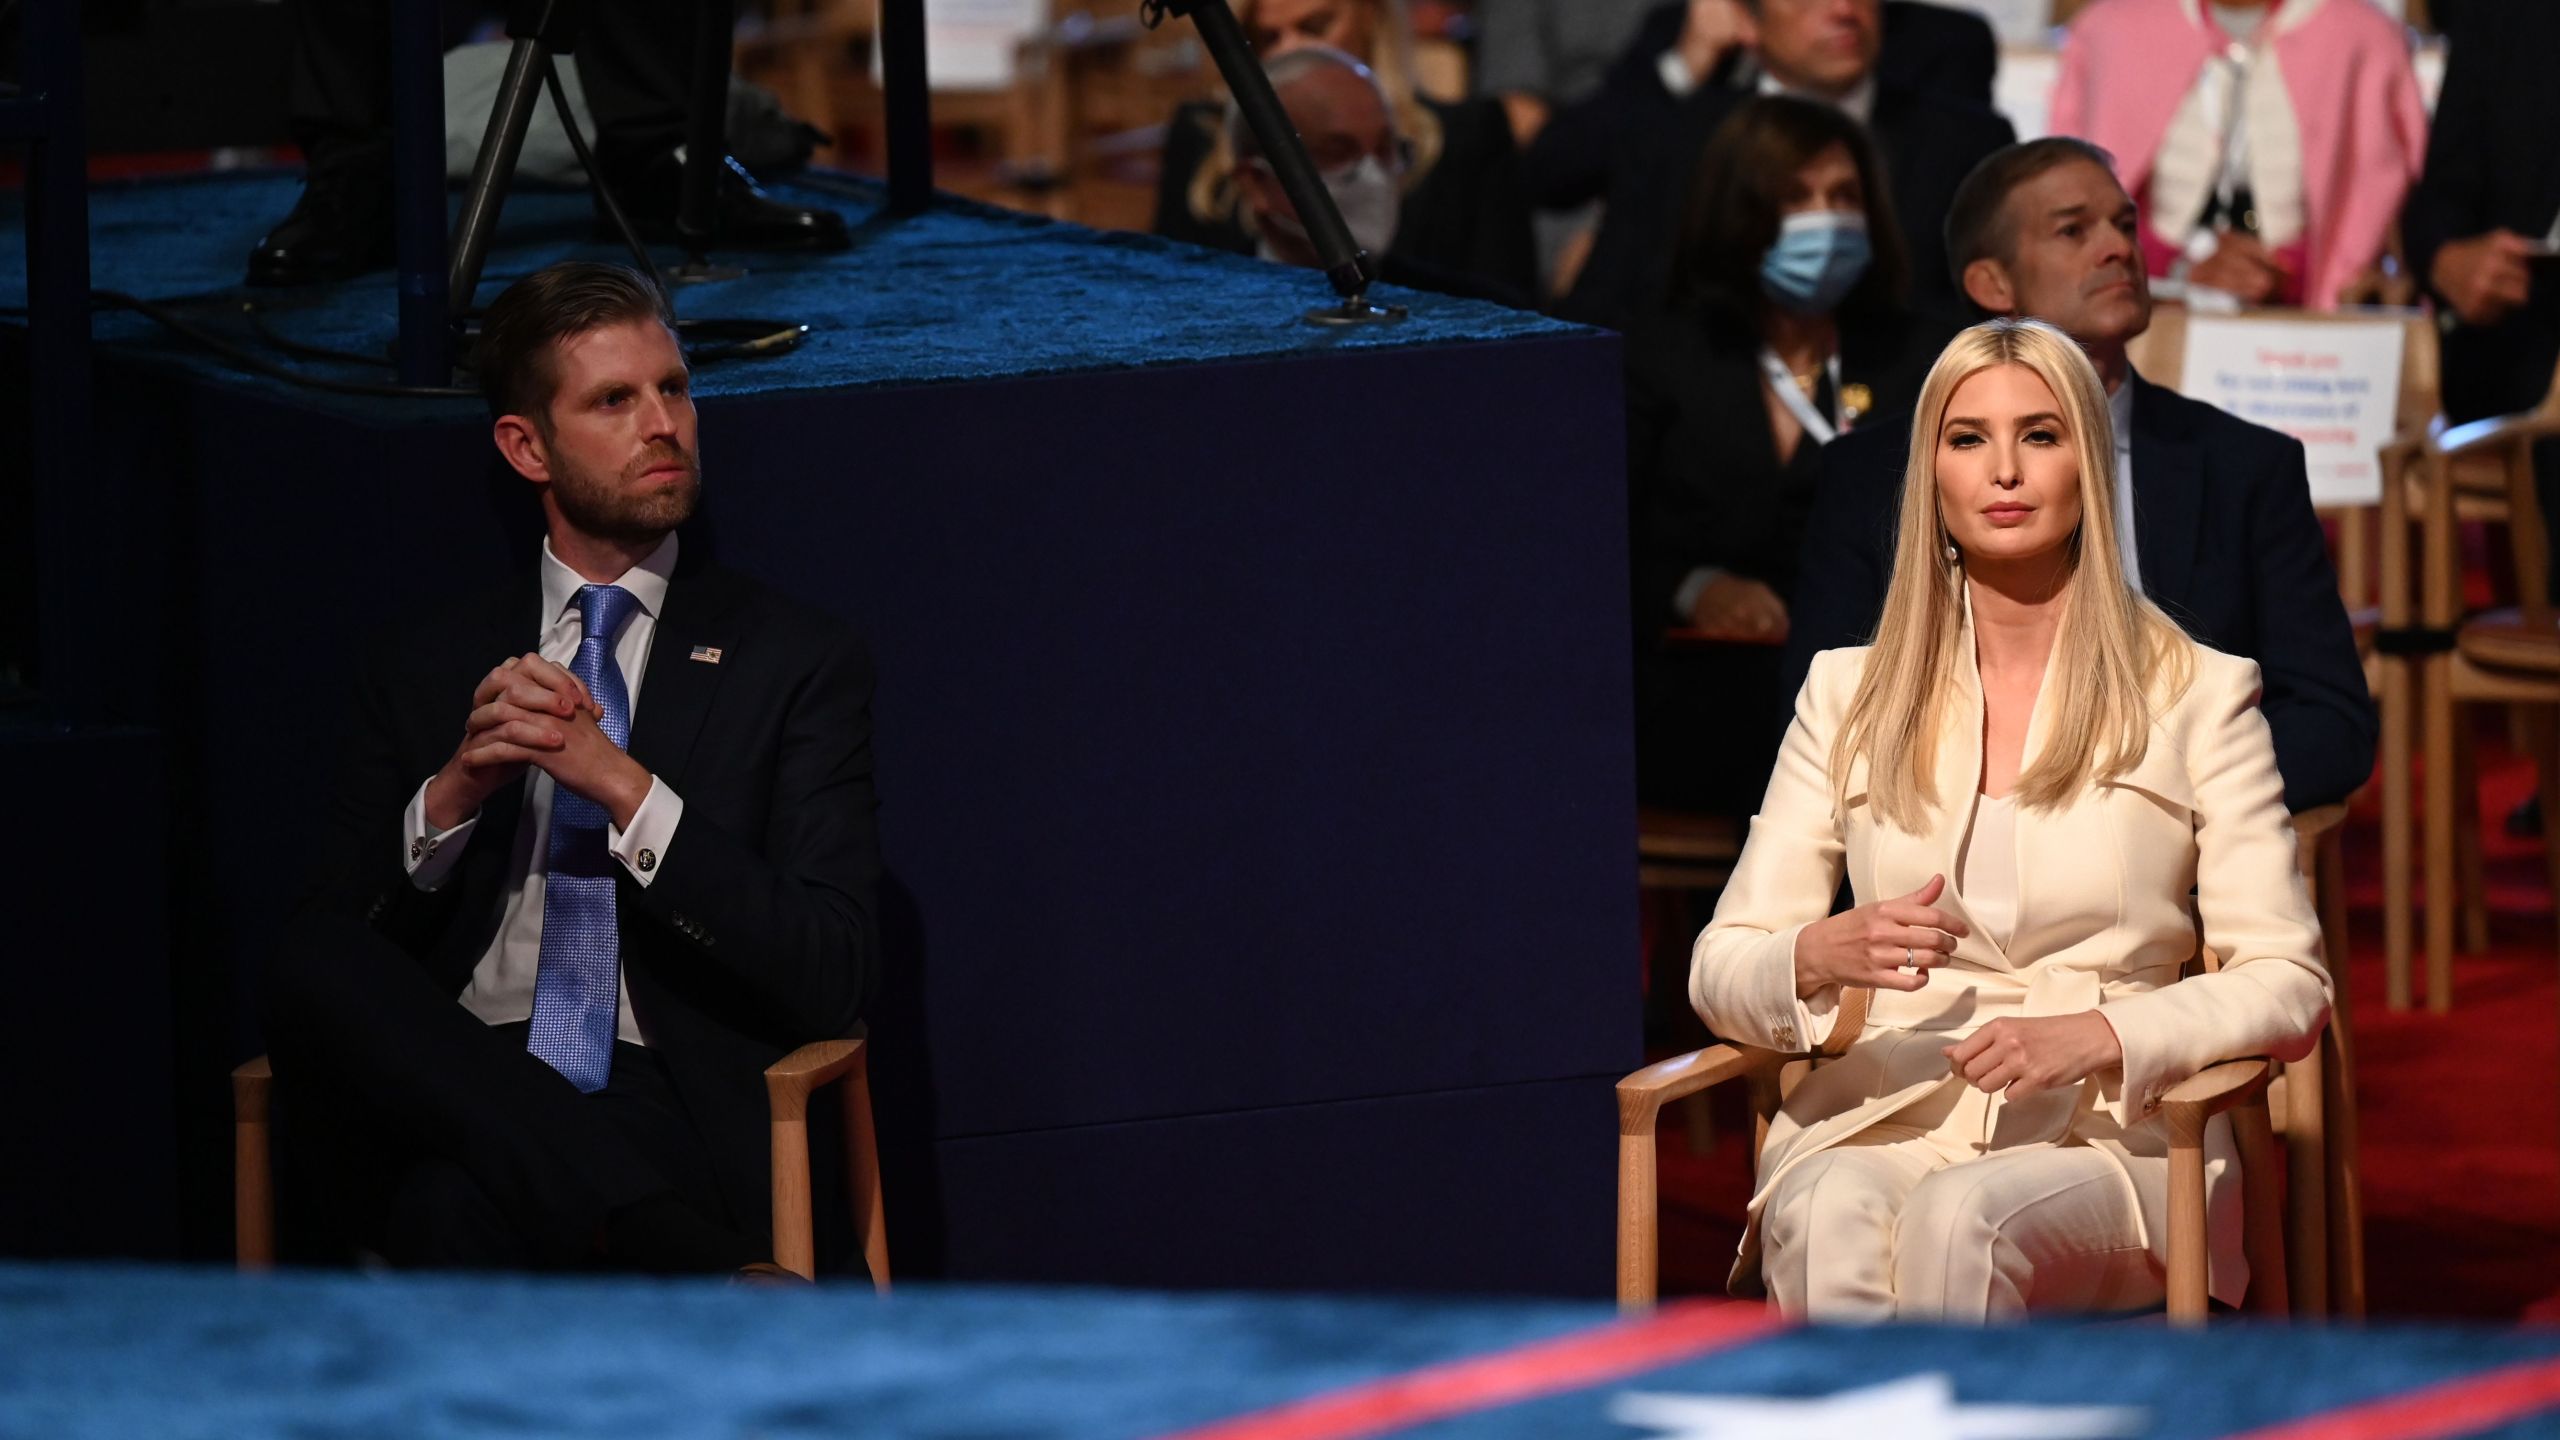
left=2049, top=0, right=2427, bottom=310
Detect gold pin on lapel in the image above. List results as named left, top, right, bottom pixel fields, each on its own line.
left=1840, top=382, right=1872, bottom=431
left=689, top=645, right=723, bottom=664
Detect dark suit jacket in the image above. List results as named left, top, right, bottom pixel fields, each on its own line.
left=2401, top=3, right=2560, bottom=422
left=1625, top=303, right=1938, bottom=615
left=1152, top=94, right=1541, bottom=301
left=1522, top=1, right=1996, bottom=213
left=1782, top=372, right=2378, bottom=812
left=1546, top=63, right=2011, bottom=332
left=296, top=544, right=882, bottom=1244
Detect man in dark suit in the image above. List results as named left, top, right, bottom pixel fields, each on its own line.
left=1783, top=139, right=2376, bottom=813
left=2403, top=3, right=2560, bottom=597
left=263, top=262, right=880, bottom=1272
left=1525, top=0, right=2010, bottom=329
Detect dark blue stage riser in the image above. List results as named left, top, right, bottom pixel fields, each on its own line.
left=20, top=321, right=1639, bottom=1293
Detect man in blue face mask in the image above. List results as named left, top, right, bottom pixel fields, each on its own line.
left=1230, top=49, right=1531, bottom=308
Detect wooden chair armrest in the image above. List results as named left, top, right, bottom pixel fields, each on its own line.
left=765, top=1035, right=867, bottom=1121
left=2159, top=1057, right=2275, bottom=1119
left=1617, top=1044, right=1781, bottom=1132
left=2416, top=409, right=2560, bottom=458
left=1616, top=987, right=1872, bottom=1133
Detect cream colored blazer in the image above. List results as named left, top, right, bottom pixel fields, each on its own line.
left=1690, top=631, right=2331, bottom=1305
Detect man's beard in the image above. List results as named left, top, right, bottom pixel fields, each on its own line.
left=550, top=441, right=700, bottom=544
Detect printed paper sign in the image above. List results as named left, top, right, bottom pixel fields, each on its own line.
left=873, top=0, right=1047, bottom=91
left=2177, top=316, right=2405, bottom=506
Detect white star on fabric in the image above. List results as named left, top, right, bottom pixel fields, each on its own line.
left=1609, top=1372, right=2149, bottom=1440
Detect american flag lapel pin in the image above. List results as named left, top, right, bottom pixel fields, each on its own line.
left=689, top=645, right=723, bottom=664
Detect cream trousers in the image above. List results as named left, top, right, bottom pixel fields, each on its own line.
left=1758, top=1115, right=2168, bottom=1322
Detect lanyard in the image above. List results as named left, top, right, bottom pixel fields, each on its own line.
left=1759, top=347, right=1845, bottom=446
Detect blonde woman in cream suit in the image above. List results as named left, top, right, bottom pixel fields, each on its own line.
left=1691, top=317, right=2331, bottom=1321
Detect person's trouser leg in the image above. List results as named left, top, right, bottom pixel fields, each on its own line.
left=1890, top=1145, right=2163, bottom=1321
left=573, top=0, right=696, bottom=177
left=1757, top=1132, right=1940, bottom=1321
left=263, top=910, right=678, bottom=1265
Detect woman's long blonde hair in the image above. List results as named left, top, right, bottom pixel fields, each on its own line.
left=1831, top=317, right=2194, bottom=829
left=1186, top=0, right=1446, bottom=233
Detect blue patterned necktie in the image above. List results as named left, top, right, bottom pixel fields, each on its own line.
left=528, top=583, right=643, bottom=1093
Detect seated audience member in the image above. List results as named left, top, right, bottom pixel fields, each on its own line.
left=262, top=263, right=880, bottom=1275
left=1627, top=96, right=1934, bottom=815
left=1529, top=0, right=2006, bottom=330
left=1784, top=140, right=2376, bottom=812
left=2049, top=0, right=2427, bottom=310
left=1696, top=317, right=2330, bottom=1320
left=2402, top=3, right=2560, bottom=834
left=1473, top=0, right=1664, bottom=147
left=1473, top=0, right=1667, bottom=296
left=1152, top=0, right=1538, bottom=302
left=2404, top=3, right=2560, bottom=594
left=1230, top=48, right=1529, bottom=306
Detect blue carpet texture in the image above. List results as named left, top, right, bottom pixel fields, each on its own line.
left=0, top=169, right=1581, bottom=417
left=6, top=1265, right=2560, bottom=1439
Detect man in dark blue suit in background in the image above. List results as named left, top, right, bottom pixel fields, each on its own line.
left=1783, top=138, right=2376, bottom=812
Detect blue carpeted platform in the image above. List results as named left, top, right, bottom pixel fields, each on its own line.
left=7, top=1266, right=2560, bottom=1438
left=4, top=167, right=1638, bottom=1295
left=1, top=168, right=1577, bottom=414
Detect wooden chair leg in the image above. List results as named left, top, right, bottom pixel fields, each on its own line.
left=2281, top=1050, right=2328, bottom=1316
left=2234, top=1097, right=2289, bottom=1318
left=2165, top=1108, right=2210, bottom=1324
left=232, top=1057, right=274, bottom=1271
left=1617, top=1098, right=1664, bottom=1311
left=2454, top=718, right=2491, bottom=956
left=841, top=1045, right=890, bottom=1294
left=770, top=1107, right=818, bottom=1280
left=2423, top=656, right=2459, bottom=1014
left=2322, top=1026, right=2369, bottom=1318
left=2535, top=713, right=2560, bottom=962
left=2381, top=651, right=2417, bottom=1011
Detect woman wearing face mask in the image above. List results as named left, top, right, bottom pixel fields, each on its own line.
left=1151, top=0, right=1538, bottom=303
left=1689, top=317, right=2328, bottom=1320
left=1625, top=96, right=1933, bottom=819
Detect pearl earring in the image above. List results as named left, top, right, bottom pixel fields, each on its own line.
left=1944, top=539, right=1961, bottom=564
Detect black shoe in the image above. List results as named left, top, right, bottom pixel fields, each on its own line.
left=596, top=151, right=851, bottom=252
left=246, top=170, right=395, bottom=287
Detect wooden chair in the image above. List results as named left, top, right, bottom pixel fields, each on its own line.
left=2378, top=356, right=2560, bottom=1010
left=2281, top=804, right=2366, bottom=1318
left=1617, top=947, right=2326, bottom=1325
left=231, top=1034, right=889, bottom=1288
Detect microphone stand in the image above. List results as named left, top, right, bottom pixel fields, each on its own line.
left=1139, top=0, right=1402, bottom=326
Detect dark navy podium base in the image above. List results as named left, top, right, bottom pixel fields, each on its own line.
left=3, top=172, right=1638, bottom=1293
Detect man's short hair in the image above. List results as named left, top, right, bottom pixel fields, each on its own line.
left=475, top=262, right=676, bottom=428
left=1940, top=137, right=2118, bottom=291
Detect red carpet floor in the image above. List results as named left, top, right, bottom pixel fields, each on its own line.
left=1652, top=730, right=2560, bottom=1320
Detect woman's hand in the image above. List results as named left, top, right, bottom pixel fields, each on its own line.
left=1791, top=874, right=1967, bottom=999
left=1943, top=1013, right=2124, bottom=1100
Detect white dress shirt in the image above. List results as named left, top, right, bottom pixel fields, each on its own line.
left=2110, top=376, right=2144, bottom=594
left=1657, top=51, right=1878, bottom=125
left=401, top=533, right=687, bottom=1044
